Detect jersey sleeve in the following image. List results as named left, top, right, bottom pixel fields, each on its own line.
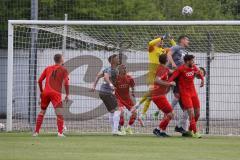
left=170, top=39, right=177, bottom=46
left=170, top=45, right=179, bottom=54
left=168, top=67, right=181, bottom=82
left=149, top=38, right=161, bottom=46
left=194, top=65, right=204, bottom=80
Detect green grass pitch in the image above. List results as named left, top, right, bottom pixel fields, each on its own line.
left=0, top=133, right=240, bottom=160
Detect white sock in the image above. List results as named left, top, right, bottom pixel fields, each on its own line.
left=109, top=113, right=114, bottom=132
left=113, top=111, right=121, bottom=132
left=178, top=110, right=188, bottom=130
left=171, top=97, right=179, bottom=109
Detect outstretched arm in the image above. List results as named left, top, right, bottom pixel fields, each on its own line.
left=168, top=69, right=180, bottom=82
left=167, top=49, right=177, bottom=69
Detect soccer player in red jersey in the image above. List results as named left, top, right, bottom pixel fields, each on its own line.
left=115, top=64, right=137, bottom=134
left=168, top=54, right=204, bottom=138
left=151, top=54, right=176, bottom=137
left=33, top=54, right=69, bottom=137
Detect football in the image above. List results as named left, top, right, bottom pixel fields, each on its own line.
left=182, top=6, right=193, bottom=16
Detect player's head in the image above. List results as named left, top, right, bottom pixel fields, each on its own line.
left=184, top=54, right=195, bottom=67
left=159, top=53, right=168, bottom=65
left=108, top=54, right=119, bottom=65
left=54, top=54, right=64, bottom=65
left=118, top=64, right=127, bottom=75
left=178, top=35, right=190, bottom=48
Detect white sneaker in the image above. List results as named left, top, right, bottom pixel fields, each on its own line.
left=112, top=131, right=126, bottom=136
left=57, top=133, right=66, bottom=137
left=32, top=132, right=39, bottom=137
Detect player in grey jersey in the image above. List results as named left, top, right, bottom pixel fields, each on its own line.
left=167, top=35, right=190, bottom=134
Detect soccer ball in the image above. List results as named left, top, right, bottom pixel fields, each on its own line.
left=0, top=123, right=5, bottom=131
left=182, top=6, right=193, bottom=16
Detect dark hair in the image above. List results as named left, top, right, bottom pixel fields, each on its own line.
left=184, top=54, right=195, bottom=62
left=108, top=54, right=118, bottom=63
left=159, top=54, right=168, bottom=65
left=178, top=35, right=189, bottom=43
left=54, top=54, right=63, bottom=63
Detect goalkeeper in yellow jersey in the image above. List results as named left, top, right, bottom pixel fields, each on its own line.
left=135, top=33, right=176, bottom=120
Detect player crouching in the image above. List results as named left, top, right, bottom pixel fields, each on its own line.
left=115, top=64, right=137, bottom=135
left=151, top=54, right=176, bottom=137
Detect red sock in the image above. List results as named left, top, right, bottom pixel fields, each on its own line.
left=119, top=115, right=124, bottom=126
left=57, top=115, right=64, bottom=134
left=160, top=116, right=171, bottom=131
left=189, top=116, right=197, bottom=133
left=128, top=114, right=136, bottom=126
left=35, top=114, right=44, bottom=133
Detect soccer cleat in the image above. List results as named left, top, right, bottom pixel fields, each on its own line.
left=125, top=127, right=133, bottom=135
left=32, top=132, right=39, bottom=137
left=57, top=133, right=66, bottom=137
left=120, top=126, right=127, bottom=135
left=159, top=132, right=171, bottom=137
left=153, top=128, right=161, bottom=136
left=182, top=131, right=193, bottom=137
left=112, top=131, right=126, bottom=136
left=192, top=132, right=202, bottom=139
left=152, top=111, right=159, bottom=120
left=175, top=126, right=186, bottom=134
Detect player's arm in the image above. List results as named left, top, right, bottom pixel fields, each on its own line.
left=103, top=71, right=115, bottom=90
left=170, top=38, right=176, bottom=46
left=129, top=76, right=135, bottom=97
left=194, top=65, right=204, bottom=87
left=168, top=69, right=180, bottom=82
left=148, top=37, right=162, bottom=46
left=167, top=47, right=177, bottom=68
left=63, top=70, right=70, bottom=100
left=90, top=71, right=104, bottom=92
left=155, top=76, right=175, bottom=86
left=38, top=68, right=47, bottom=93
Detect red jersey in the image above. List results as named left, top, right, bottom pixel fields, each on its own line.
left=151, top=65, right=170, bottom=97
left=168, top=64, right=203, bottom=95
left=38, top=64, right=69, bottom=94
left=115, top=74, right=135, bottom=100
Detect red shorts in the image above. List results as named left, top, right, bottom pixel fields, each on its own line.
left=117, top=97, right=134, bottom=111
left=40, top=91, right=62, bottom=110
left=180, top=92, right=200, bottom=110
left=152, top=96, right=173, bottom=114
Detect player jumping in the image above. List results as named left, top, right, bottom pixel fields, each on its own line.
left=151, top=54, right=176, bottom=137
left=168, top=54, right=204, bottom=138
left=136, top=33, right=176, bottom=120
left=167, top=35, right=191, bottom=134
left=33, top=54, right=69, bottom=137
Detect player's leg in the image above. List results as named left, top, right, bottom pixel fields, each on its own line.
left=152, top=96, right=174, bottom=137
left=33, top=92, right=50, bottom=136
left=192, top=96, right=202, bottom=138
left=99, top=92, right=124, bottom=135
left=51, top=92, right=65, bottom=137
left=176, top=98, right=188, bottom=133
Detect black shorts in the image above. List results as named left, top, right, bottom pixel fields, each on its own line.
left=99, top=91, right=118, bottom=112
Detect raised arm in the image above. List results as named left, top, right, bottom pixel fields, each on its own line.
left=167, top=47, right=177, bottom=68
left=148, top=37, right=162, bottom=46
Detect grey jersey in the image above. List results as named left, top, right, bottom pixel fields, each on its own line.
left=100, top=66, right=118, bottom=93
left=170, top=45, right=188, bottom=67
